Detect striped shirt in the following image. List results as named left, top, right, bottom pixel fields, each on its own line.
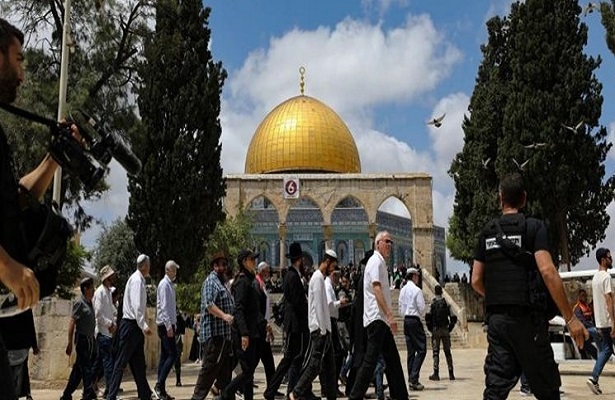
left=200, top=271, right=234, bottom=342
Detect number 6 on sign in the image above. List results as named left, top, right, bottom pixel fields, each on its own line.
left=283, top=177, right=300, bottom=199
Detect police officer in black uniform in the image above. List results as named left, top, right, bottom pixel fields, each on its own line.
left=471, top=173, right=587, bottom=400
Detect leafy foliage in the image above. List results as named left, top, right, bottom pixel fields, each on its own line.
left=176, top=210, right=256, bottom=314
left=56, top=240, right=89, bottom=299
left=127, top=0, right=227, bottom=280
left=449, top=0, right=614, bottom=268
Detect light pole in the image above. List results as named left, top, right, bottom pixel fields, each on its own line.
left=52, top=0, right=72, bottom=205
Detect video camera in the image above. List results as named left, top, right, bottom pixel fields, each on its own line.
left=50, top=110, right=142, bottom=191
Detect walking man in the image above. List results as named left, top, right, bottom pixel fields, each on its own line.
left=290, top=250, right=339, bottom=400
left=426, top=284, right=456, bottom=381
left=472, top=173, right=587, bottom=400
left=264, top=242, right=310, bottom=400
left=348, top=231, right=409, bottom=400
left=399, top=267, right=426, bottom=390
left=155, top=260, right=180, bottom=400
left=60, top=278, right=97, bottom=400
left=106, top=254, right=153, bottom=400
left=255, top=262, right=277, bottom=388
left=190, top=252, right=235, bottom=400
left=93, top=265, right=117, bottom=397
left=587, top=248, right=615, bottom=395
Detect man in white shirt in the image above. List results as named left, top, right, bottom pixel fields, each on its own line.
left=93, top=265, right=116, bottom=397
left=290, top=249, right=338, bottom=400
left=155, top=260, right=179, bottom=400
left=348, top=231, right=409, bottom=400
left=325, top=268, right=349, bottom=394
left=398, top=268, right=426, bottom=390
left=587, top=248, right=615, bottom=395
left=106, top=254, right=153, bottom=400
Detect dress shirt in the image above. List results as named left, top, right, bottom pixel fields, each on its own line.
left=398, top=280, right=425, bottom=317
left=255, top=274, right=271, bottom=321
left=93, top=284, right=115, bottom=337
left=156, top=274, right=177, bottom=331
left=325, top=276, right=341, bottom=319
left=201, top=271, right=234, bottom=342
left=363, top=250, right=392, bottom=327
left=308, top=269, right=331, bottom=335
left=122, top=269, right=149, bottom=331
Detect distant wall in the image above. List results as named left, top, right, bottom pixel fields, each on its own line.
left=29, top=298, right=193, bottom=387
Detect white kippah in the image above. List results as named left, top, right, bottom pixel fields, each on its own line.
left=325, top=249, right=337, bottom=259
left=137, top=254, right=149, bottom=264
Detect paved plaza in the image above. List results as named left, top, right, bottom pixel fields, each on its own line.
left=31, top=348, right=615, bottom=399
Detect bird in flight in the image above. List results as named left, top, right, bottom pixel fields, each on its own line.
left=426, top=113, right=446, bottom=128
left=583, top=2, right=598, bottom=17
left=513, top=158, right=530, bottom=171
left=561, top=121, right=584, bottom=134
left=523, top=143, right=547, bottom=150
left=482, top=158, right=491, bottom=169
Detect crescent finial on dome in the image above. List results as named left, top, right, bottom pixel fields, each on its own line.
left=299, top=66, right=306, bottom=95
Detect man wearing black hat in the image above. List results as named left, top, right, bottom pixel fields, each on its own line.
left=60, top=277, right=96, bottom=400
left=264, top=242, right=309, bottom=400
left=220, top=249, right=263, bottom=400
left=191, top=251, right=235, bottom=400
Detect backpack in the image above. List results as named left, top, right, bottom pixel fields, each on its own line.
left=431, top=298, right=450, bottom=328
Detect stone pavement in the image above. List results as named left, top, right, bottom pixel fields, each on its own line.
left=31, top=348, right=614, bottom=399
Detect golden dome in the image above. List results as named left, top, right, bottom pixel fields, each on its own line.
left=245, top=95, right=361, bottom=174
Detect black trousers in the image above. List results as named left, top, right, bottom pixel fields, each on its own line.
left=61, top=335, right=97, bottom=400
left=191, top=336, right=233, bottom=400
left=259, top=338, right=276, bottom=385
left=348, top=320, right=408, bottom=400
left=106, top=319, right=152, bottom=400
left=263, top=330, right=308, bottom=399
left=483, top=311, right=560, bottom=400
left=222, top=336, right=261, bottom=400
left=0, top=333, right=17, bottom=400
left=293, top=331, right=336, bottom=400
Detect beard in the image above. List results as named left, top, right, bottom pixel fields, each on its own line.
left=0, top=61, right=18, bottom=104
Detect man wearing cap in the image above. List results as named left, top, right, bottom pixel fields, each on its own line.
left=220, top=249, right=263, bottom=400
left=264, top=242, right=309, bottom=400
left=587, top=248, right=615, bottom=395
left=399, top=267, right=426, bottom=390
left=60, top=277, right=97, bottom=400
left=290, top=249, right=338, bottom=400
left=155, top=260, right=180, bottom=400
left=106, top=254, right=153, bottom=400
left=348, top=231, right=408, bottom=400
left=93, top=265, right=116, bottom=397
left=472, top=173, right=587, bottom=400
left=191, top=252, right=234, bottom=400
left=255, top=261, right=276, bottom=388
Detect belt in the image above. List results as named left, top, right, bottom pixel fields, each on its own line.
left=404, top=315, right=421, bottom=320
left=487, top=305, right=531, bottom=317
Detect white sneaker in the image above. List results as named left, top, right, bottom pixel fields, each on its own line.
left=587, top=378, right=602, bottom=395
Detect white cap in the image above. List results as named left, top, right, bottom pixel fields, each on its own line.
left=325, top=249, right=338, bottom=260
left=137, top=254, right=149, bottom=264
left=257, top=261, right=269, bottom=272
left=407, top=267, right=420, bottom=275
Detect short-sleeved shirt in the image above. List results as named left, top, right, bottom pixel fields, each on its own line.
left=200, top=271, right=234, bottom=342
left=72, top=295, right=96, bottom=338
left=592, top=270, right=613, bottom=328
left=363, top=250, right=391, bottom=327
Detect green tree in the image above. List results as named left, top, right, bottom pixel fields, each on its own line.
left=450, top=0, right=614, bottom=269
left=127, top=0, right=227, bottom=279
left=91, top=218, right=138, bottom=296
left=176, top=210, right=255, bottom=314
left=55, top=240, right=89, bottom=299
left=599, top=1, right=615, bottom=55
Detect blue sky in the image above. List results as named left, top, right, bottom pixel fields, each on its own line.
left=83, top=0, right=615, bottom=273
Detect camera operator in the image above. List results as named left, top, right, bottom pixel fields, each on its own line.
left=0, top=18, right=82, bottom=400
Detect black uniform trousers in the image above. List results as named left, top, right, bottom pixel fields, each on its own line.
left=348, top=320, right=409, bottom=400
left=221, top=337, right=261, bottom=400
left=293, top=331, right=336, bottom=400
left=106, top=319, right=152, bottom=400
left=259, top=338, right=276, bottom=385
left=483, top=309, right=560, bottom=400
left=0, top=333, right=17, bottom=400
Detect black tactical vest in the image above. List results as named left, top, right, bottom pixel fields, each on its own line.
left=483, top=213, right=534, bottom=308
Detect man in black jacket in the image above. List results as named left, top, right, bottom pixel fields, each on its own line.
left=221, top=249, right=263, bottom=400
left=264, top=242, right=309, bottom=400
